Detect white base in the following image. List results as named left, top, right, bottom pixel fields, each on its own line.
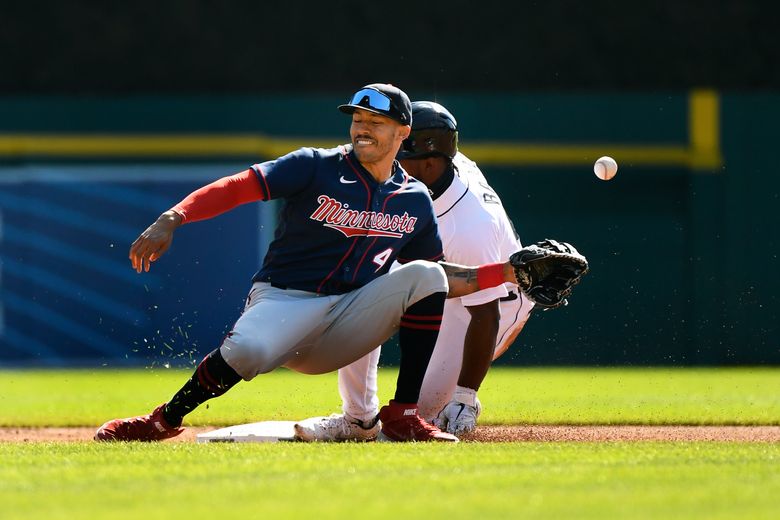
left=196, top=421, right=298, bottom=443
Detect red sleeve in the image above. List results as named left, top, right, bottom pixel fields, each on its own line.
left=171, top=169, right=265, bottom=223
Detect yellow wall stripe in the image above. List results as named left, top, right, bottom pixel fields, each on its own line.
left=0, top=135, right=716, bottom=167
left=688, top=89, right=722, bottom=169
left=0, top=91, right=723, bottom=169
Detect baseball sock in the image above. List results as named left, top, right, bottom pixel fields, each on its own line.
left=162, top=347, right=242, bottom=427
left=394, top=291, right=446, bottom=404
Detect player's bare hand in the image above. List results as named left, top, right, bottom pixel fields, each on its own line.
left=129, top=210, right=182, bottom=273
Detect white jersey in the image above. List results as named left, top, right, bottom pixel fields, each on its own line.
left=436, top=152, right=521, bottom=306
left=338, top=153, right=535, bottom=422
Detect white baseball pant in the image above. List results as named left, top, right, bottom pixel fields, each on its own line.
left=338, top=290, right=534, bottom=423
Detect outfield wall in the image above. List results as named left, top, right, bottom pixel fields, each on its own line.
left=4, top=2, right=778, bottom=92
left=0, top=92, right=777, bottom=366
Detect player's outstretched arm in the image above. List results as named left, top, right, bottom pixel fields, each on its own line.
left=129, top=210, right=182, bottom=273
left=445, top=240, right=590, bottom=306
left=129, top=169, right=265, bottom=273
left=440, top=261, right=516, bottom=299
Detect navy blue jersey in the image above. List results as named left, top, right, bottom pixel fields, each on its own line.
left=251, top=145, right=443, bottom=295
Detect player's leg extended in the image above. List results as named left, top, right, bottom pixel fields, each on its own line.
left=338, top=348, right=381, bottom=421
left=417, top=300, right=471, bottom=420
left=164, top=283, right=334, bottom=424
left=95, top=283, right=332, bottom=441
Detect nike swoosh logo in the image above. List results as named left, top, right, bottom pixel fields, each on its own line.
left=454, top=403, right=466, bottom=421
left=340, top=176, right=357, bottom=184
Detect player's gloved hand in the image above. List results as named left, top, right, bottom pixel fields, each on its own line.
left=433, top=385, right=482, bottom=436
left=509, top=239, right=589, bottom=310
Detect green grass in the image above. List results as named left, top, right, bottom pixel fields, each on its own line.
left=1, top=367, right=779, bottom=520
left=1, top=442, right=778, bottom=520
left=0, top=367, right=778, bottom=426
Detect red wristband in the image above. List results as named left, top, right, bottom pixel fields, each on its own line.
left=476, top=263, right=504, bottom=290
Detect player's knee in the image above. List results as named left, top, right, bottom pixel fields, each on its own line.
left=220, top=334, right=280, bottom=380
left=402, top=260, right=448, bottom=297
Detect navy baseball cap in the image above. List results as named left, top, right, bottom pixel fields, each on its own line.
left=338, top=83, right=412, bottom=126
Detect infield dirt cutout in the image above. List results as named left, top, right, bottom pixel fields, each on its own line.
left=1, top=425, right=779, bottom=443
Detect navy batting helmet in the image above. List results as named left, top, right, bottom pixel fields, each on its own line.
left=397, top=101, right=458, bottom=160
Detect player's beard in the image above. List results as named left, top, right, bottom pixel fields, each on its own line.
left=352, top=135, right=395, bottom=166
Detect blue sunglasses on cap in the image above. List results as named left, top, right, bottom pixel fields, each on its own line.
left=347, top=88, right=392, bottom=111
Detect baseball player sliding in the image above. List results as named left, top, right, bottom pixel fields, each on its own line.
left=94, top=84, right=539, bottom=443
left=294, top=102, right=534, bottom=441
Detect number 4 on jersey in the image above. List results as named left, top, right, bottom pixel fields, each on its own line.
left=373, top=248, right=393, bottom=271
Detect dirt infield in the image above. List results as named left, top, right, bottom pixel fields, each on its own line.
left=2, top=425, right=779, bottom=443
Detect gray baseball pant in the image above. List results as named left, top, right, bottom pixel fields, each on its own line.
left=220, top=260, right=448, bottom=380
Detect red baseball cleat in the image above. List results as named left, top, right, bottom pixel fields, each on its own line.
left=377, top=400, right=459, bottom=442
left=94, top=403, right=184, bottom=442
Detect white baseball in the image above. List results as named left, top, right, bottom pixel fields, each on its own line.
left=594, top=156, right=618, bottom=181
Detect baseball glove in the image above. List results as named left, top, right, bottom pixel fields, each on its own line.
left=509, top=239, right=589, bottom=309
